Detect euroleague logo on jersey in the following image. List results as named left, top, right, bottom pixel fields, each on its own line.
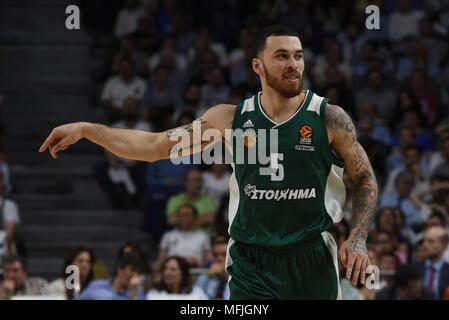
left=296, top=125, right=315, bottom=151
left=300, top=125, right=313, bottom=138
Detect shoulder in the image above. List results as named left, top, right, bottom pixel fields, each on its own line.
left=204, top=104, right=236, bottom=123
left=4, top=199, right=19, bottom=212
left=191, top=286, right=208, bottom=300
left=193, top=229, right=210, bottom=239
left=87, top=279, right=110, bottom=289
left=106, top=75, right=120, bottom=85
left=324, top=104, right=355, bottom=131
left=324, top=103, right=356, bottom=144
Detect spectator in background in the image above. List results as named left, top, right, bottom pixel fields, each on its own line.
left=385, top=127, right=416, bottom=174
left=373, top=231, right=407, bottom=267
left=166, top=169, right=216, bottom=230
left=384, top=145, right=429, bottom=197
left=355, top=101, right=392, bottom=147
left=378, top=252, right=398, bottom=288
left=94, top=97, right=150, bottom=209
left=153, top=204, right=211, bottom=271
left=170, top=12, right=196, bottom=56
left=0, top=255, right=49, bottom=299
left=356, top=117, right=389, bottom=180
left=389, top=89, right=423, bottom=132
left=148, top=35, right=188, bottom=74
left=194, top=236, right=230, bottom=300
left=313, top=40, right=353, bottom=88
left=397, top=40, right=442, bottom=84
left=430, top=136, right=449, bottom=178
left=147, top=36, right=189, bottom=96
left=355, top=70, right=396, bottom=122
left=388, top=0, right=424, bottom=43
left=381, top=170, right=424, bottom=230
left=76, top=252, right=145, bottom=300
left=100, top=57, right=146, bottom=123
left=145, top=111, right=198, bottom=188
left=187, top=26, right=228, bottom=68
left=142, top=65, right=184, bottom=131
left=407, top=70, right=441, bottom=128
left=111, top=37, right=150, bottom=77
left=116, top=240, right=151, bottom=277
left=400, top=110, right=434, bottom=154
left=201, top=162, right=231, bottom=209
left=411, top=179, right=449, bottom=226
left=198, top=67, right=230, bottom=114
left=414, top=226, right=449, bottom=299
left=375, top=265, right=434, bottom=300
left=127, top=16, right=160, bottom=56
left=228, top=28, right=254, bottom=87
left=48, top=247, right=95, bottom=299
left=0, top=147, right=12, bottom=194
left=0, top=172, right=20, bottom=257
left=321, top=65, right=354, bottom=112
left=428, top=126, right=449, bottom=175
left=370, top=207, right=406, bottom=245
left=412, top=238, right=426, bottom=263
left=114, top=0, right=148, bottom=39
left=147, top=256, right=208, bottom=300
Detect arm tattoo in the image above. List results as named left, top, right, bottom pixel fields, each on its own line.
left=165, top=118, right=207, bottom=138
left=326, top=105, right=378, bottom=254
left=168, top=140, right=210, bottom=156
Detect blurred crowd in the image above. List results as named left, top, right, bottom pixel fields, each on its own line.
left=2, top=0, right=449, bottom=299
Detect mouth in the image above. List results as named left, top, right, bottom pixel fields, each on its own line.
left=284, top=77, right=299, bottom=83
left=284, top=74, right=300, bottom=83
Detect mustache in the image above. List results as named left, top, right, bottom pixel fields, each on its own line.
left=283, top=71, right=301, bottom=78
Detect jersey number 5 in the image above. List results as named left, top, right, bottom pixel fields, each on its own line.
left=259, top=153, right=284, bottom=181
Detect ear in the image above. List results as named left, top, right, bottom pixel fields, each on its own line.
left=252, top=58, right=264, bottom=77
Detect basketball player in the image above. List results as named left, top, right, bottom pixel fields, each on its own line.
left=40, top=25, right=378, bottom=299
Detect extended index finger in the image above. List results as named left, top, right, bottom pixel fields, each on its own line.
left=39, top=130, right=55, bottom=153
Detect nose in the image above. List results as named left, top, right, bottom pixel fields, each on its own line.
left=287, top=55, right=299, bottom=70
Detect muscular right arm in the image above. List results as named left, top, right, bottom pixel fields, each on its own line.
left=39, top=104, right=236, bottom=162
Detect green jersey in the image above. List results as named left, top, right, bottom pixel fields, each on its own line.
left=228, top=90, right=346, bottom=252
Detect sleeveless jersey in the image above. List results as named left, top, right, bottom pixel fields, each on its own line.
left=228, top=90, right=346, bottom=252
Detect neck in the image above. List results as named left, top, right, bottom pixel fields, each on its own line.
left=429, top=255, right=442, bottom=265
left=260, top=88, right=305, bottom=122
left=167, top=283, right=180, bottom=294
left=185, top=191, right=198, bottom=200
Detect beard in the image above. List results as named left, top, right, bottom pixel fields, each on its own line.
left=263, top=63, right=303, bottom=98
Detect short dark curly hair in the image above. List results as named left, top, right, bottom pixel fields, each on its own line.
left=253, top=25, right=300, bottom=58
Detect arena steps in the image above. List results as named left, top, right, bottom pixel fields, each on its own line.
left=0, top=0, right=151, bottom=281
left=0, top=1, right=91, bottom=45
left=19, top=209, right=142, bottom=227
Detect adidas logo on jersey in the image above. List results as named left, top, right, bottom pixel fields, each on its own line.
left=243, top=119, right=254, bottom=128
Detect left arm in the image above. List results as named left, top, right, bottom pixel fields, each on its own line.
left=5, top=222, right=16, bottom=254
left=326, top=104, right=379, bottom=286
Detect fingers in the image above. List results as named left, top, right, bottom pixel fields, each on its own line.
left=39, top=130, right=56, bottom=153
left=346, top=254, right=356, bottom=281
left=50, top=138, right=72, bottom=157
left=339, top=246, right=347, bottom=267
left=351, top=257, right=363, bottom=286
left=345, top=254, right=371, bottom=286
left=360, top=258, right=370, bottom=285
